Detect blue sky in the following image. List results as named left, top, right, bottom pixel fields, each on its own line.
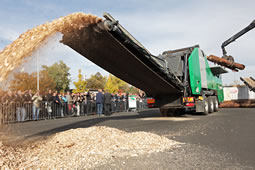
left=0, top=0, right=254, bottom=88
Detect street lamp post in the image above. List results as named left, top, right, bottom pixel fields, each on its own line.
left=36, top=51, right=40, bottom=91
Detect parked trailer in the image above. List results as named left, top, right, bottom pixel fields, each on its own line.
left=61, top=13, right=227, bottom=116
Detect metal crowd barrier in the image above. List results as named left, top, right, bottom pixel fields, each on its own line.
left=0, top=99, right=148, bottom=125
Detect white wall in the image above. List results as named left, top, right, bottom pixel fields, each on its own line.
left=223, top=86, right=254, bottom=101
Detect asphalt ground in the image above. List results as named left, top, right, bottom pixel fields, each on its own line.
left=0, top=108, right=255, bottom=169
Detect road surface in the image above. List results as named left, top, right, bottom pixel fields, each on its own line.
left=0, top=108, right=255, bottom=169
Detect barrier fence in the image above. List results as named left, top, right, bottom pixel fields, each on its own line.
left=0, top=99, right=148, bottom=124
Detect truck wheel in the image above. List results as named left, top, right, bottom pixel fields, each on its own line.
left=203, top=97, right=209, bottom=115
left=213, top=96, right=219, bottom=112
left=208, top=96, right=214, bottom=113
left=160, top=107, right=183, bottom=117
left=173, top=108, right=185, bottom=116
left=160, top=107, right=167, bottom=117
left=167, top=110, right=175, bottom=117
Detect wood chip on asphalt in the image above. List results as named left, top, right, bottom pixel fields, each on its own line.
left=0, top=126, right=181, bottom=169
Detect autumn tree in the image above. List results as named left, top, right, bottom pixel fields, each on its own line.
left=9, top=72, right=35, bottom=91
left=36, top=70, right=56, bottom=92
left=105, top=74, right=129, bottom=93
left=42, top=60, right=71, bottom=92
left=86, top=72, right=107, bottom=89
left=128, top=85, right=140, bottom=94
left=9, top=71, right=56, bottom=92
left=73, top=69, right=87, bottom=93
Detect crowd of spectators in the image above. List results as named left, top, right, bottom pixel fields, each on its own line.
left=0, top=89, right=147, bottom=124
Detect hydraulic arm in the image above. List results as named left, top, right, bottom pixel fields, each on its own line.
left=221, top=19, right=255, bottom=62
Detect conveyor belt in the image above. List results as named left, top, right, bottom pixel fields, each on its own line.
left=61, top=18, right=183, bottom=99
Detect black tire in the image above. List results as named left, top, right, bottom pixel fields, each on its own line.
left=208, top=96, right=214, bottom=113
left=213, top=96, right=219, bottom=112
left=173, top=108, right=185, bottom=117
left=160, top=107, right=184, bottom=117
left=203, top=97, right=209, bottom=115
left=167, top=111, right=175, bottom=117
left=167, top=109, right=184, bottom=117
left=160, top=107, right=167, bottom=117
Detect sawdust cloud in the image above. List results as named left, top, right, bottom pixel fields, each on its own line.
left=0, top=13, right=102, bottom=158
left=0, top=33, right=65, bottom=88
left=0, top=12, right=102, bottom=83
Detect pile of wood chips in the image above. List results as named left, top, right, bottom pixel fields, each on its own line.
left=220, top=100, right=255, bottom=108
left=0, top=126, right=180, bottom=169
left=0, top=12, right=102, bottom=82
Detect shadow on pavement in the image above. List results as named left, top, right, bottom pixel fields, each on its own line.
left=22, top=109, right=161, bottom=140
left=1, top=108, right=206, bottom=145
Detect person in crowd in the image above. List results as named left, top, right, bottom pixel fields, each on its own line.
left=66, top=91, right=73, bottom=115
left=16, top=90, right=26, bottom=122
left=32, top=90, right=42, bottom=120
left=0, top=88, right=147, bottom=124
left=101, top=90, right=105, bottom=114
left=12, top=91, right=19, bottom=121
left=91, top=92, right=96, bottom=114
left=125, top=92, right=129, bottom=112
left=139, top=92, right=145, bottom=110
left=80, top=92, right=87, bottom=116
left=79, top=93, right=86, bottom=115
left=86, top=90, right=92, bottom=114
left=135, top=94, right=140, bottom=110
left=44, top=89, right=54, bottom=119
left=26, top=89, right=34, bottom=118
left=28, top=90, right=34, bottom=100
left=121, top=93, right=126, bottom=112
left=71, top=93, right=78, bottom=116
left=23, top=90, right=30, bottom=119
left=111, top=93, right=116, bottom=112
left=121, top=92, right=128, bottom=112
left=76, top=93, right=83, bottom=116
left=52, top=91, right=60, bottom=117
left=116, top=93, right=121, bottom=112
left=3, top=91, right=12, bottom=103
left=3, top=91, right=14, bottom=122
left=96, top=89, right=104, bottom=116
left=104, top=90, right=112, bottom=116
left=58, top=93, right=64, bottom=117
left=13, top=91, right=18, bottom=100
left=61, top=92, right=68, bottom=116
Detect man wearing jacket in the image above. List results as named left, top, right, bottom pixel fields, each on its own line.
left=96, top=89, right=104, bottom=116
left=45, top=89, right=54, bottom=119
left=32, top=90, right=42, bottom=120
left=16, top=90, right=26, bottom=122
left=104, top=90, right=112, bottom=116
left=66, top=91, right=73, bottom=115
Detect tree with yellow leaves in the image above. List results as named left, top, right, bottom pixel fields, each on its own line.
left=73, top=69, right=87, bottom=93
left=105, top=74, right=129, bottom=93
